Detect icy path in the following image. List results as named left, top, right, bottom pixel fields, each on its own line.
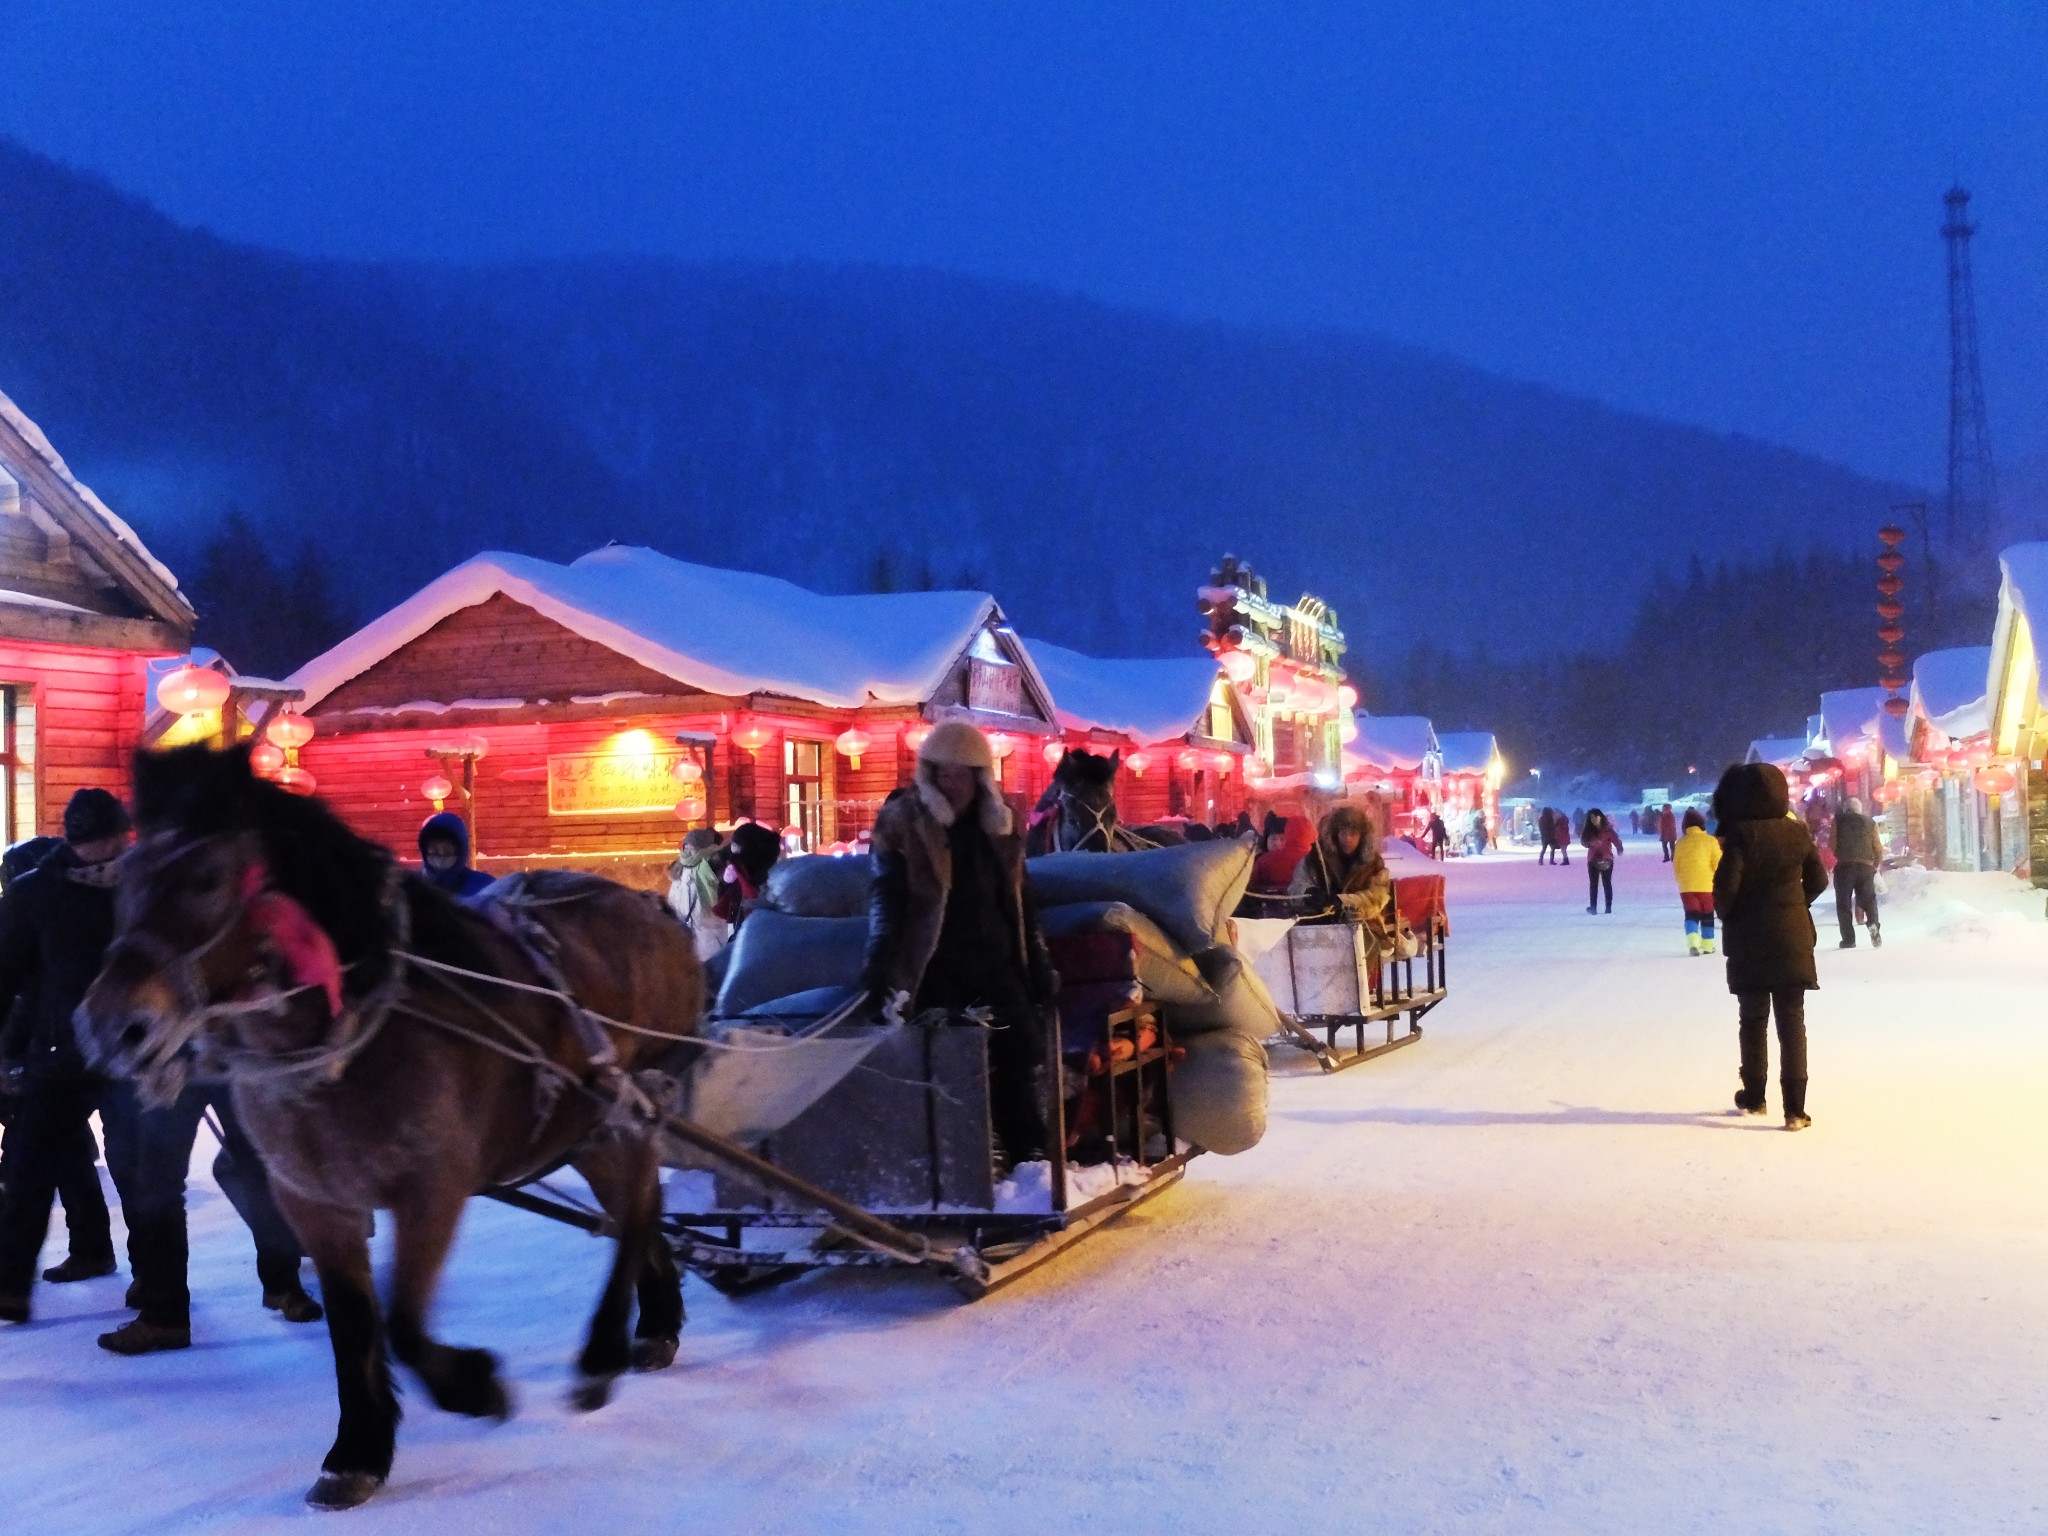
left=5, top=851, right=2048, bottom=1533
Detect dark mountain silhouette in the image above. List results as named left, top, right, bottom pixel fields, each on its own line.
left=0, top=137, right=1936, bottom=776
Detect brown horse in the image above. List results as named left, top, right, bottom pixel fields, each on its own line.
left=76, top=745, right=703, bottom=1511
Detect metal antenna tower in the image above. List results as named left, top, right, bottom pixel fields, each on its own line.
left=1942, top=185, right=1997, bottom=547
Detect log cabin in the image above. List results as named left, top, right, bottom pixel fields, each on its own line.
left=0, top=387, right=195, bottom=842
left=285, top=546, right=1061, bottom=888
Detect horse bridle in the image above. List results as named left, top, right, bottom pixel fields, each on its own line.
left=1055, top=786, right=1120, bottom=852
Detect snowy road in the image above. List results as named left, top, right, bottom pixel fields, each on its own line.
left=5, top=851, right=2047, bottom=1533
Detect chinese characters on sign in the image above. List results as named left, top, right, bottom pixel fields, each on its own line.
left=546, top=750, right=686, bottom=816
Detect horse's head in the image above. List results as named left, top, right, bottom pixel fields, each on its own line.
left=1053, top=748, right=1122, bottom=851
left=78, top=744, right=370, bottom=1101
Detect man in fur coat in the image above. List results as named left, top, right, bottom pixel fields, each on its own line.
left=862, top=720, right=1055, bottom=1168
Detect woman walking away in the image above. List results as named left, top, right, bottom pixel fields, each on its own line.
left=1658, top=803, right=1679, bottom=862
left=1547, top=807, right=1571, bottom=866
left=1581, top=808, right=1622, bottom=913
left=1672, top=808, right=1721, bottom=954
left=1830, top=796, right=1883, bottom=949
left=1536, top=807, right=1557, bottom=863
left=1713, top=763, right=1827, bottom=1130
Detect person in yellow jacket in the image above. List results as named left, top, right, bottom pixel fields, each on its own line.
left=1672, top=807, right=1723, bottom=955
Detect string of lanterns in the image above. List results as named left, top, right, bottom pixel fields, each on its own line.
left=154, top=661, right=320, bottom=796
left=1877, top=523, right=1909, bottom=718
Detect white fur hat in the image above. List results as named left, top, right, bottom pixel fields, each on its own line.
left=917, top=720, right=994, bottom=771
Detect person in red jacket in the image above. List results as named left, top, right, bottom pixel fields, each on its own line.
left=1581, top=808, right=1623, bottom=913
left=1657, top=803, right=1679, bottom=862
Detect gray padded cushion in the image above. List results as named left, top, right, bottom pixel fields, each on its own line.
left=1039, top=901, right=1215, bottom=1006
left=1171, top=1028, right=1268, bottom=1154
left=1026, top=837, right=1256, bottom=955
left=715, top=912, right=870, bottom=1017
left=761, top=854, right=876, bottom=918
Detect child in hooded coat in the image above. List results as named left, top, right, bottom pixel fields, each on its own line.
left=1671, top=807, right=1721, bottom=955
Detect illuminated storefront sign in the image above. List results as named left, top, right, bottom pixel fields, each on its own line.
left=547, top=743, right=688, bottom=816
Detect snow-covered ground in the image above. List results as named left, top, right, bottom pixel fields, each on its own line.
left=6, top=851, right=2047, bottom=1533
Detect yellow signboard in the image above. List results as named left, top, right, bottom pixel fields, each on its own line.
left=547, top=749, right=687, bottom=816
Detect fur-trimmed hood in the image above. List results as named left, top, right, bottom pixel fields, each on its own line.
left=911, top=760, right=1014, bottom=839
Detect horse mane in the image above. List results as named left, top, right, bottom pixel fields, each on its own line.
left=132, top=744, right=492, bottom=989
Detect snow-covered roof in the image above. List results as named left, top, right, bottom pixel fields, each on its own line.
left=1993, top=544, right=2048, bottom=726
left=290, top=546, right=1047, bottom=712
left=1352, top=714, right=1438, bottom=772
left=1818, top=687, right=1888, bottom=755
left=0, top=385, right=191, bottom=619
left=1747, top=736, right=1810, bottom=768
left=1909, top=647, right=1991, bottom=741
left=1022, top=638, right=1223, bottom=745
left=1435, top=731, right=1502, bottom=777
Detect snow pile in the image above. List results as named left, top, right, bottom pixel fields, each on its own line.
left=1023, top=637, right=1221, bottom=745
left=1868, top=864, right=2043, bottom=944
left=289, top=545, right=1050, bottom=712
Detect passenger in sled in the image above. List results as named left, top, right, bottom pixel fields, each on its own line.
left=861, top=720, right=1056, bottom=1172
left=1300, top=805, right=1405, bottom=963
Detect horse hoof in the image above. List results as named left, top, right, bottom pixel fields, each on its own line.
left=306, top=1472, right=384, bottom=1510
left=568, top=1373, right=617, bottom=1413
left=630, top=1336, right=679, bottom=1373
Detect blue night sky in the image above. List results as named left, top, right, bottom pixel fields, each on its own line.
left=1, top=1, right=2043, bottom=488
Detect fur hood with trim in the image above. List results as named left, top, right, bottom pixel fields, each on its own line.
left=908, top=760, right=1014, bottom=839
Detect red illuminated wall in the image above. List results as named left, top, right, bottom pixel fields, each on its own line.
left=0, top=639, right=163, bottom=836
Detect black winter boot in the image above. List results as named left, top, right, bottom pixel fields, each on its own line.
left=1733, top=1087, right=1767, bottom=1116
left=1782, top=1078, right=1810, bottom=1131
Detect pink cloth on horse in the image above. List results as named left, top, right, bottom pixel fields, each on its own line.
left=244, top=884, right=346, bottom=1018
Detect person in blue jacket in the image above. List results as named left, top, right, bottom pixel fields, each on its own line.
left=418, top=811, right=493, bottom=898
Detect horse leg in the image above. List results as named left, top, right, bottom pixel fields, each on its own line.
left=632, top=1224, right=685, bottom=1373
left=274, top=1192, right=396, bottom=1512
left=384, top=1185, right=513, bottom=1421
left=567, top=1134, right=670, bottom=1410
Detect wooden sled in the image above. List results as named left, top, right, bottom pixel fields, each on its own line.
left=492, top=999, right=1192, bottom=1301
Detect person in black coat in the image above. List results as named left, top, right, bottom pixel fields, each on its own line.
left=0, top=791, right=320, bottom=1347
left=1830, top=796, right=1884, bottom=949
left=1712, top=763, right=1828, bottom=1129
left=0, top=794, right=132, bottom=1323
left=0, top=834, right=113, bottom=1285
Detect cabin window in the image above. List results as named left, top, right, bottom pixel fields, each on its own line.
left=1, top=686, right=34, bottom=846
left=784, top=738, right=825, bottom=850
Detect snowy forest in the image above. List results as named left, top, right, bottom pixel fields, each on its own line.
left=0, top=136, right=1931, bottom=779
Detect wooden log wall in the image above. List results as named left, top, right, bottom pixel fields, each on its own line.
left=0, top=639, right=160, bottom=837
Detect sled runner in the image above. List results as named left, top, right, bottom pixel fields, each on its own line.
left=493, top=993, right=1192, bottom=1300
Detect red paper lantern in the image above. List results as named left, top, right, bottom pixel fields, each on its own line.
left=1878, top=523, right=1906, bottom=545
left=1877, top=551, right=1906, bottom=573
left=903, top=723, right=932, bottom=755
left=1878, top=600, right=1904, bottom=620
left=1878, top=625, right=1904, bottom=645
left=733, top=720, right=774, bottom=753
left=986, top=732, right=1017, bottom=760
left=834, top=726, right=873, bottom=769
left=420, top=772, right=454, bottom=805
left=1878, top=575, right=1904, bottom=597
left=1124, top=750, right=1153, bottom=776
left=1217, top=649, right=1258, bottom=684
left=672, top=758, right=703, bottom=785
left=156, top=664, right=231, bottom=717
left=1042, top=739, right=1067, bottom=767
left=276, top=765, right=316, bottom=797
left=1176, top=748, right=1202, bottom=772
left=1883, top=696, right=1910, bottom=717
left=267, top=712, right=315, bottom=750
left=674, top=793, right=708, bottom=822
left=1976, top=765, right=2017, bottom=797
left=249, top=741, right=286, bottom=777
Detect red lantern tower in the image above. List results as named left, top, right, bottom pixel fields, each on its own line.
left=1878, top=524, right=1909, bottom=718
